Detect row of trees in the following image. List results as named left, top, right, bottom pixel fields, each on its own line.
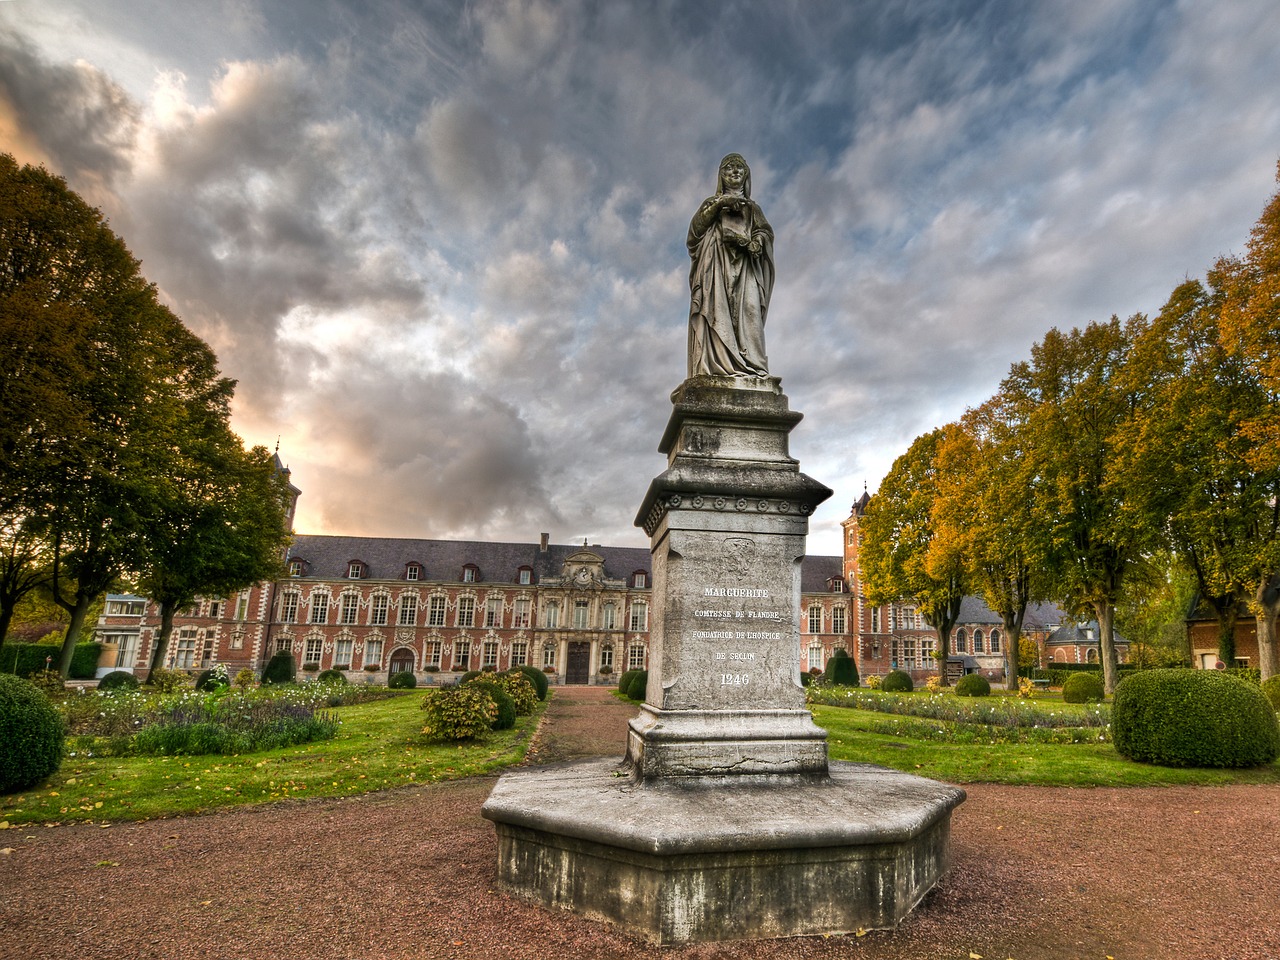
left=1, top=154, right=293, bottom=676
left=862, top=164, right=1280, bottom=692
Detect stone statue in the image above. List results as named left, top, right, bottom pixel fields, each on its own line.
left=687, top=153, right=774, bottom=379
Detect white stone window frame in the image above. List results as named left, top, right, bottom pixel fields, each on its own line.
left=370, top=593, right=390, bottom=626
left=628, top=643, right=646, bottom=670
left=398, top=594, right=419, bottom=627
left=832, top=605, right=847, bottom=634
left=484, top=596, right=502, bottom=629
left=573, top=599, right=591, bottom=630
left=339, top=592, right=360, bottom=626
left=309, top=593, right=330, bottom=626
left=807, top=605, right=823, bottom=634
left=629, top=601, right=647, bottom=633
left=334, top=636, right=354, bottom=667
left=303, top=635, right=324, bottom=665
left=483, top=640, right=499, bottom=667
left=457, top=595, right=477, bottom=628
left=454, top=639, right=472, bottom=670
left=363, top=638, right=384, bottom=669
left=427, top=594, right=448, bottom=627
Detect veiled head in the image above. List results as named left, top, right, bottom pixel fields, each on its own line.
left=717, top=153, right=751, bottom=198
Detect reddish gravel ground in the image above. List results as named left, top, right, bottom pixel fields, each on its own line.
left=3, top=686, right=1278, bottom=960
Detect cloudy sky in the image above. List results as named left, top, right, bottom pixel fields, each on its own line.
left=4, top=1, right=1279, bottom=555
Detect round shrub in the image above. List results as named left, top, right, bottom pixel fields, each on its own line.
left=460, top=670, right=483, bottom=685
left=0, top=674, right=65, bottom=793
left=420, top=686, right=498, bottom=741
left=954, top=673, right=991, bottom=698
left=464, top=678, right=517, bottom=730
left=1113, top=669, right=1280, bottom=768
left=1062, top=672, right=1105, bottom=704
left=97, top=670, right=140, bottom=692
left=194, top=668, right=230, bottom=692
left=800, top=670, right=814, bottom=687
left=388, top=670, right=417, bottom=690
left=515, top=664, right=549, bottom=701
left=617, top=669, right=640, bottom=694
left=626, top=669, right=649, bottom=701
left=261, top=651, right=296, bottom=686
left=823, top=648, right=860, bottom=687
left=317, top=668, right=350, bottom=684
left=495, top=672, right=537, bottom=715
left=881, top=669, right=914, bottom=693
left=1261, top=675, right=1280, bottom=712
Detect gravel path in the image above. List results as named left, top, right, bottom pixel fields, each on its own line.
left=2, top=687, right=1278, bottom=960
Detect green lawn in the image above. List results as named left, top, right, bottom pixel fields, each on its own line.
left=813, top=704, right=1280, bottom=787
left=0, top=691, right=544, bottom=828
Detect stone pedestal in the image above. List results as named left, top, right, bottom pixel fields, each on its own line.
left=482, top=376, right=964, bottom=943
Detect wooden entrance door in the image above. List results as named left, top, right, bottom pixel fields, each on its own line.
left=566, top=641, right=591, bottom=684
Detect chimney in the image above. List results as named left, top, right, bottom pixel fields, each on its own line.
left=540, top=532, right=549, bottom=552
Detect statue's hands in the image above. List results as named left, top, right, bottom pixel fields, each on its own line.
left=747, top=239, right=761, bottom=256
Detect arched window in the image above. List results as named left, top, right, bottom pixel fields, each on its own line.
left=972, top=629, right=984, bottom=654
left=542, top=642, right=557, bottom=668
left=954, top=629, right=967, bottom=653
left=1086, top=647, right=1098, bottom=663
left=989, top=629, right=1001, bottom=654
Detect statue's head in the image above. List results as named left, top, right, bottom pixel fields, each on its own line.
left=717, top=153, right=751, bottom=198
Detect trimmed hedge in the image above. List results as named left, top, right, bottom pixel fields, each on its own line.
left=420, top=686, right=498, bottom=741
left=1113, top=669, right=1280, bottom=768
left=1261, top=675, right=1280, bottom=711
left=317, top=668, right=350, bottom=684
left=0, top=641, right=103, bottom=679
left=514, top=664, right=549, bottom=701
left=1062, top=672, right=1105, bottom=704
left=823, top=648, right=859, bottom=687
left=194, top=668, right=231, bottom=692
left=618, top=669, right=640, bottom=694
left=0, top=674, right=65, bottom=792
left=261, top=651, right=297, bottom=686
left=954, top=673, right=991, bottom=697
left=98, top=670, right=140, bottom=692
left=464, top=678, right=517, bottom=730
left=388, top=670, right=417, bottom=690
left=459, top=670, right=484, bottom=685
left=626, top=670, right=649, bottom=701
left=881, top=669, right=913, bottom=693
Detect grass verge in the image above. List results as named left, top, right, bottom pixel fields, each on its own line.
left=814, top=704, right=1280, bottom=787
left=0, top=691, right=545, bottom=827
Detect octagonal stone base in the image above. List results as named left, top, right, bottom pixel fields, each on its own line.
left=481, top=758, right=965, bottom=945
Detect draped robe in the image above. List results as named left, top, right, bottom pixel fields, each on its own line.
left=686, top=194, right=774, bottom=378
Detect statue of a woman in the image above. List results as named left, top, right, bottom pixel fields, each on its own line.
left=687, top=153, right=774, bottom=379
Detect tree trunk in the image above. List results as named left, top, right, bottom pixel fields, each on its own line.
left=1093, top=600, right=1121, bottom=694
left=56, top=592, right=93, bottom=678
left=1005, top=625, right=1022, bottom=692
left=1255, top=574, right=1280, bottom=682
left=1213, top=600, right=1239, bottom=667
left=147, top=601, right=177, bottom=676
left=936, top=626, right=952, bottom=687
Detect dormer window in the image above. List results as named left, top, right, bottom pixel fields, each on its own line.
left=289, top=559, right=304, bottom=577
left=830, top=577, right=845, bottom=593
left=633, top=571, right=648, bottom=589
left=348, top=561, right=364, bottom=579
left=518, top=566, right=533, bottom=585
left=405, top=564, right=421, bottom=581
left=462, top=564, right=479, bottom=583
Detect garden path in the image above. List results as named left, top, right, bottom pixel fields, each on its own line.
left=1, top=685, right=1277, bottom=959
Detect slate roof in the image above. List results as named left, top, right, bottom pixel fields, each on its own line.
left=1046, top=620, right=1128, bottom=646
left=955, top=596, right=1065, bottom=630
left=285, top=534, right=849, bottom=591
left=800, top=555, right=843, bottom=593
left=285, top=535, right=652, bottom=585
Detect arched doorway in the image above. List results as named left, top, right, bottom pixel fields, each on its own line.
left=389, top=648, right=415, bottom=675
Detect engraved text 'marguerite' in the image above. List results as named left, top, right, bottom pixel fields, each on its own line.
left=702, top=587, right=770, bottom=598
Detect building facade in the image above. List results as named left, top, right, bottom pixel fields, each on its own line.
left=98, top=533, right=859, bottom=685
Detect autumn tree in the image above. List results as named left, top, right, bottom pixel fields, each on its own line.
left=860, top=428, right=967, bottom=686
left=1216, top=164, right=1280, bottom=678
left=141, top=438, right=291, bottom=675
left=1, top=154, right=280, bottom=676
left=936, top=395, right=1042, bottom=691
left=1121, top=277, right=1276, bottom=669
left=1003, top=317, right=1152, bottom=694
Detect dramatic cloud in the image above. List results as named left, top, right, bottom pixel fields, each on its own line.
left=3, top=1, right=1280, bottom=553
